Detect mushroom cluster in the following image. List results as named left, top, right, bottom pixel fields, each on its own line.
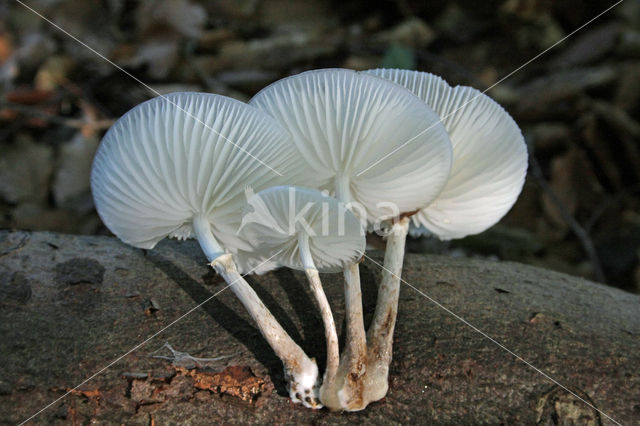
left=91, top=68, right=527, bottom=411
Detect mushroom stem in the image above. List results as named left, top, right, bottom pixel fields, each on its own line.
left=328, top=176, right=369, bottom=411
left=192, top=215, right=322, bottom=408
left=364, top=216, right=410, bottom=403
left=337, top=261, right=368, bottom=410
left=304, top=269, right=340, bottom=388
left=317, top=261, right=368, bottom=411
left=298, top=232, right=340, bottom=387
left=192, top=215, right=225, bottom=260
left=334, top=174, right=354, bottom=205
left=298, top=231, right=315, bottom=270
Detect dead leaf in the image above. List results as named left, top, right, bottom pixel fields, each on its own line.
left=182, top=366, right=271, bottom=402
left=67, top=388, right=101, bottom=400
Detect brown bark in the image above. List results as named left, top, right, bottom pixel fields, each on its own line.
left=0, top=230, right=638, bottom=425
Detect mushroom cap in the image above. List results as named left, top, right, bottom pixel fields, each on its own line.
left=91, top=92, right=307, bottom=250
left=237, top=186, right=365, bottom=273
left=250, top=68, right=453, bottom=224
left=367, top=69, right=528, bottom=240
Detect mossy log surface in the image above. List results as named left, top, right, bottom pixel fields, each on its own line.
left=0, top=231, right=638, bottom=425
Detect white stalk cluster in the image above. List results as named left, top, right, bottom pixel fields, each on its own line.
left=91, top=68, right=527, bottom=412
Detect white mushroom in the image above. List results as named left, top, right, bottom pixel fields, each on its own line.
left=237, top=185, right=365, bottom=402
left=364, top=68, right=528, bottom=401
left=250, top=69, right=453, bottom=410
left=90, top=92, right=323, bottom=408
left=366, top=69, right=528, bottom=239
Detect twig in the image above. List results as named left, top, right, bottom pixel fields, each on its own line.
left=527, top=143, right=607, bottom=283
left=149, top=342, right=231, bottom=368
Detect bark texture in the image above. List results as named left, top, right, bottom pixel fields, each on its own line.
left=0, top=230, right=638, bottom=425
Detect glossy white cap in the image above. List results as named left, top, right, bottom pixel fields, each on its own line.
left=250, top=69, right=453, bottom=225
left=91, top=92, right=308, bottom=251
left=368, top=69, right=528, bottom=240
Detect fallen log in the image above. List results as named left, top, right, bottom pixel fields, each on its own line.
left=0, top=231, right=638, bottom=425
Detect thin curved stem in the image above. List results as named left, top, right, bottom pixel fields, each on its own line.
left=304, top=269, right=340, bottom=388
left=298, top=232, right=340, bottom=383
left=298, top=232, right=314, bottom=270
left=298, top=231, right=340, bottom=397
left=192, top=215, right=224, bottom=260
left=192, top=215, right=321, bottom=408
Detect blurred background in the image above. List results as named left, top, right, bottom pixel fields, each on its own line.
left=0, top=0, right=638, bottom=292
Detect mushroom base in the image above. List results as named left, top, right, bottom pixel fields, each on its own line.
left=320, top=359, right=388, bottom=412
left=284, top=361, right=322, bottom=409
left=319, top=262, right=369, bottom=411
left=320, top=219, right=410, bottom=411
left=210, top=254, right=322, bottom=409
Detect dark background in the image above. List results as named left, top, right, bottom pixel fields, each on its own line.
left=1, top=0, right=638, bottom=292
